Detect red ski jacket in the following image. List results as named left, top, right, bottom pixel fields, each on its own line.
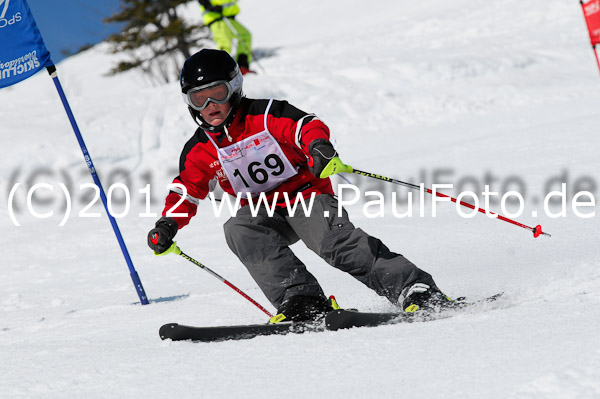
left=162, top=98, right=334, bottom=229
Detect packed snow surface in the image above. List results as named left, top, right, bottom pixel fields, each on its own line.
left=1, top=0, right=599, bottom=398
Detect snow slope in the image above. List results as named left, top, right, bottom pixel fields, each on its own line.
left=1, top=0, right=600, bottom=398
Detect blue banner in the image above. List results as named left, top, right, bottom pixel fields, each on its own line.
left=0, top=0, right=53, bottom=88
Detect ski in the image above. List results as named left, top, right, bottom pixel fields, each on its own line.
left=325, top=309, right=436, bottom=331
left=160, top=294, right=504, bottom=341
left=325, top=293, right=503, bottom=331
left=159, top=320, right=322, bottom=343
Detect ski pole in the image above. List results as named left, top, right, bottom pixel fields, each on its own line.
left=356, top=168, right=550, bottom=238
left=48, top=66, right=149, bottom=305
left=325, top=160, right=550, bottom=238
left=156, top=242, right=273, bottom=317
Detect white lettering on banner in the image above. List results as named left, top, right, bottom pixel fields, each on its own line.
left=0, top=0, right=21, bottom=29
left=0, top=0, right=11, bottom=20
left=0, top=50, right=40, bottom=81
left=585, top=0, right=600, bottom=16
left=0, top=11, right=20, bottom=28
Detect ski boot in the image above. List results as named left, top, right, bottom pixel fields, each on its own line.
left=237, top=55, right=256, bottom=76
left=399, top=283, right=454, bottom=313
left=270, top=295, right=340, bottom=323
left=240, top=66, right=256, bottom=75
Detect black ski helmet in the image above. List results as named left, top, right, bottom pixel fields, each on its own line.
left=180, top=49, right=243, bottom=132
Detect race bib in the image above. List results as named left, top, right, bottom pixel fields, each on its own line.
left=208, top=130, right=297, bottom=197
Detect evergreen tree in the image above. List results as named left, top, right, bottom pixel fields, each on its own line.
left=104, top=0, right=210, bottom=84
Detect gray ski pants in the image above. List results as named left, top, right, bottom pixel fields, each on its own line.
left=224, top=194, right=436, bottom=308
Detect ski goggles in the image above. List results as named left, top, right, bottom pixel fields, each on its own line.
left=183, top=80, right=234, bottom=111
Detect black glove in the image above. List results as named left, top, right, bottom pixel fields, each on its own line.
left=147, top=217, right=178, bottom=254
left=308, top=139, right=338, bottom=178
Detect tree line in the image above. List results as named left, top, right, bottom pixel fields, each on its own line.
left=104, top=0, right=210, bottom=84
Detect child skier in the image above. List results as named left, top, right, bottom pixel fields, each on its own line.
left=148, top=49, right=451, bottom=321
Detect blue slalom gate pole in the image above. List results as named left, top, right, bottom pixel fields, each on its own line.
left=47, top=65, right=149, bottom=305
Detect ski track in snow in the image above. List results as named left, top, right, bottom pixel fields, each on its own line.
left=1, top=0, right=600, bottom=398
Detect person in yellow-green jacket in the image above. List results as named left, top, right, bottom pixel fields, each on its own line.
left=198, top=0, right=255, bottom=75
